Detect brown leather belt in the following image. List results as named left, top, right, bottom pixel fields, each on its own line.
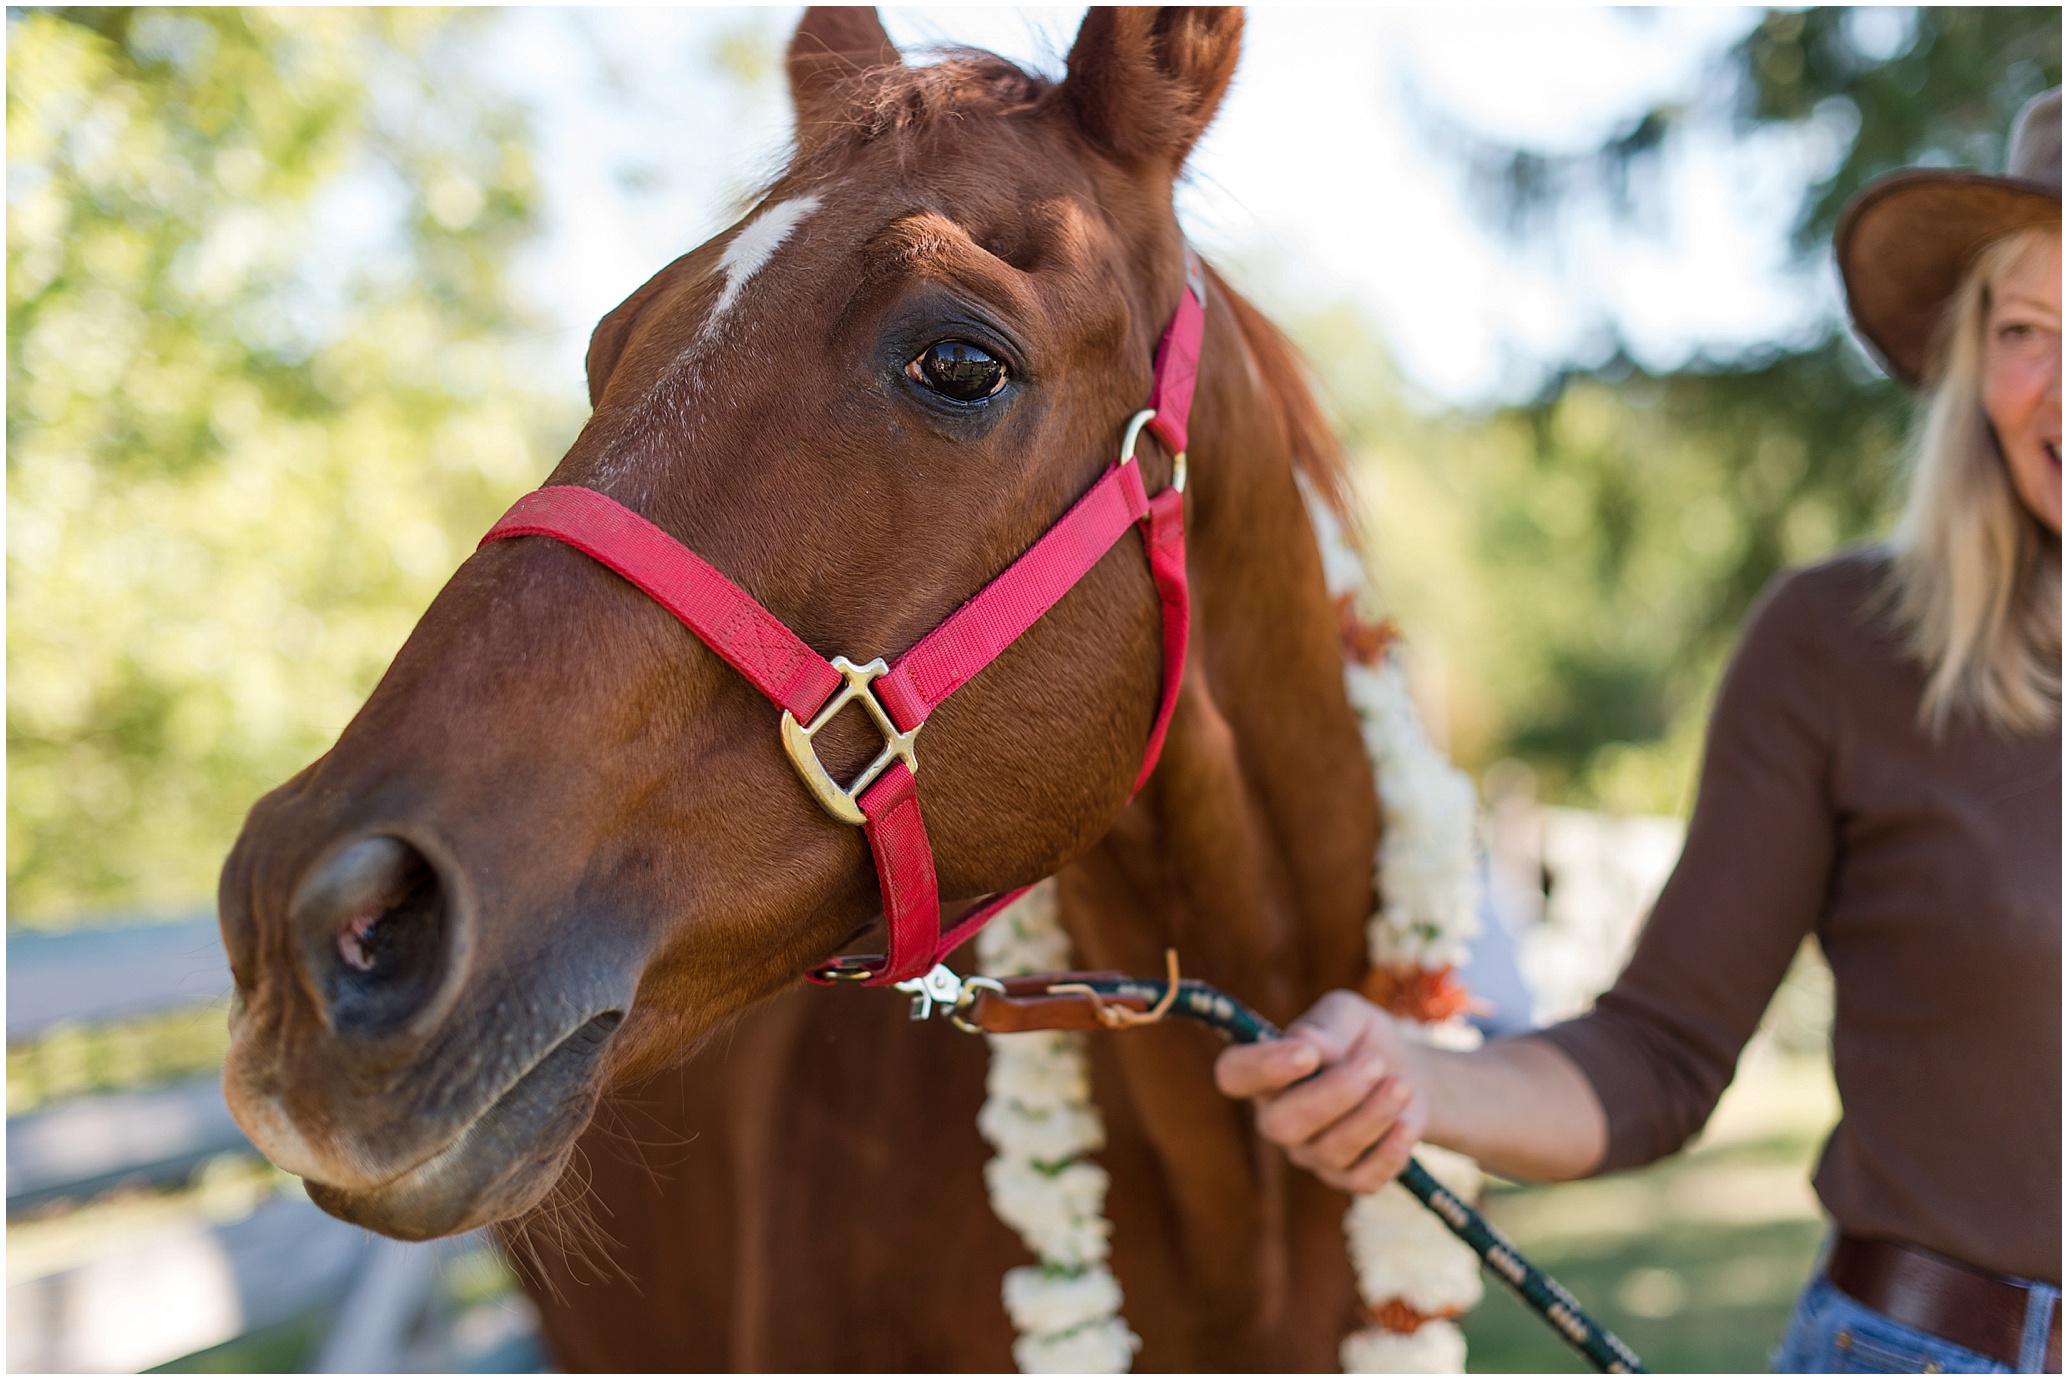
left=1827, top=1233, right=2061, bottom=1371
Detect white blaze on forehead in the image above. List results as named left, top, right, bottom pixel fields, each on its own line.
left=704, top=194, right=822, bottom=332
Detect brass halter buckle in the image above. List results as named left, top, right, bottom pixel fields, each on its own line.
left=779, top=655, right=918, bottom=826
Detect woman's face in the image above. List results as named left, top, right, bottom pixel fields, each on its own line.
left=1982, top=231, right=2062, bottom=534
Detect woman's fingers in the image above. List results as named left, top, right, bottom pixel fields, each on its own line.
left=1214, top=1037, right=1321, bottom=1099
left=1284, top=989, right=1380, bottom=1064
left=1255, top=1053, right=1389, bottom=1147
left=1214, top=987, right=1379, bottom=1099
left=1302, top=1076, right=1413, bottom=1173
left=1214, top=988, right=1432, bottom=1198
left=1338, top=1115, right=1423, bottom=1195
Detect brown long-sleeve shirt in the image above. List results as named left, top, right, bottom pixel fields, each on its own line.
left=1539, top=548, right=2061, bottom=1284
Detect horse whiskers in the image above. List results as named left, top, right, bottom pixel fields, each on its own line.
left=502, top=1148, right=628, bottom=1298
left=494, top=1215, right=560, bottom=1306
left=548, top=1152, right=624, bottom=1286
left=589, top=1118, right=686, bottom=1201
left=592, top=1089, right=701, bottom=1154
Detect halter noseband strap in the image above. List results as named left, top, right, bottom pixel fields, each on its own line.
left=480, top=251, right=1208, bottom=986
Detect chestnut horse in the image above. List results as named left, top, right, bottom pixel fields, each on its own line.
left=218, top=7, right=1385, bottom=1369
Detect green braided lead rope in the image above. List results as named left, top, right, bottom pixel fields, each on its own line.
left=1396, top=1160, right=1645, bottom=1373
left=1068, top=975, right=1647, bottom=1375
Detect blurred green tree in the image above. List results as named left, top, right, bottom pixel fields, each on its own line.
left=1331, top=7, right=2059, bottom=811
left=7, top=8, right=569, bottom=923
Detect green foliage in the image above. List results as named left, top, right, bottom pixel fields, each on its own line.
left=1463, top=1212, right=1825, bottom=1372
left=147, top=1311, right=325, bottom=1374
left=1336, top=6, right=2058, bottom=814
left=1308, top=316, right=1900, bottom=811
left=1452, top=9, right=2061, bottom=258
left=7, top=8, right=571, bottom=922
left=7, top=1005, right=232, bottom=1115
left=1738, top=8, right=2062, bottom=248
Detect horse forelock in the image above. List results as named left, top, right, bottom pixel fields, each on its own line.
left=792, top=49, right=1054, bottom=171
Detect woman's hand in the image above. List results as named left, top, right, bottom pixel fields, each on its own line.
left=1213, top=989, right=1428, bottom=1194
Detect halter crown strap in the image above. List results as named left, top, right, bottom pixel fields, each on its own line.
left=480, top=249, right=1207, bottom=985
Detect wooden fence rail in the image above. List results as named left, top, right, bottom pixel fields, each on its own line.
left=6, top=918, right=538, bottom=1373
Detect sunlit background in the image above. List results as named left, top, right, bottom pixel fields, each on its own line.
left=6, top=6, right=2059, bottom=1373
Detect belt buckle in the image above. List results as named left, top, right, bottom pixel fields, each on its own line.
left=780, top=656, right=918, bottom=826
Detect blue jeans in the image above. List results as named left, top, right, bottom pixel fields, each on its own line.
left=1774, top=1275, right=2062, bottom=1373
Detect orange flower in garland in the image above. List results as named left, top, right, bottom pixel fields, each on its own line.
left=1334, top=593, right=1399, bottom=668
left=1364, top=1299, right=1468, bottom=1335
left=1359, top=963, right=1482, bottom=1025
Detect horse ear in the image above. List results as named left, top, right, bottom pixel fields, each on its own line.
left=1060, top=7, right=1242, bottom=169
left=788, top=7, right=903, bottom=149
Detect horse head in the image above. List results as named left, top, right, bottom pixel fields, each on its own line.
left=218, top=7, right=1253, bottom=1242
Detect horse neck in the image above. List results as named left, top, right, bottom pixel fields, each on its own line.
left=1069, top=286, right=1379, bottom=1019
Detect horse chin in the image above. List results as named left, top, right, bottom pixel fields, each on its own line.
left=303, top=1010, right=622, bottom=1241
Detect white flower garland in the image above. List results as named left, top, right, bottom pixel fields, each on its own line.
left=973, top=486, right=1486, bottom=1373
left=977, top=881, right=1140, bottom=1373
left=1306, top=479, right=1487, bottom=1374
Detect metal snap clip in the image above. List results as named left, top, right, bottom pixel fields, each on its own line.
left=893, top=963, right=964, bottom=1021
left=892, top=964, right=1002, bottom=1026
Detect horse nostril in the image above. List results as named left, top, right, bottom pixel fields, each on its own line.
left=290, top=835, right=454, bottom=1036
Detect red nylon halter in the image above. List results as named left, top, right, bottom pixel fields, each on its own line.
left=480, top=251, right=1207, bottom=986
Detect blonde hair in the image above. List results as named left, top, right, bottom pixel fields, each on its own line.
left=1887, top=225, right=2062, bottom=735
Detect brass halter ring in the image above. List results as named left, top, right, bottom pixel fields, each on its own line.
left=1119, top=408, right=1185, bottom=492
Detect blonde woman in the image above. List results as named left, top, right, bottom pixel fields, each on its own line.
left=1219, top=89, right=2061, bottom=1373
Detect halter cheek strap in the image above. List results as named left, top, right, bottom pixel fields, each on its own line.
left=481, top=251, right=1208, bottom=985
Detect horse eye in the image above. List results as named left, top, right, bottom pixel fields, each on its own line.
left=908, top=340, right=1007, bottom=402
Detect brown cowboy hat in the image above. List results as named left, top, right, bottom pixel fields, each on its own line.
left=1835, top=86, right=2061, bottom=388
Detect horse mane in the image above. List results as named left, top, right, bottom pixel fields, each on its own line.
left=1214, top=270, right=1353, bottom=521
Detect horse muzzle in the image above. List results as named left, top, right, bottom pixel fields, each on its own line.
left=222, top=821, right=637, bottom=1237
left=295, top=1009, right=625, bottom=1239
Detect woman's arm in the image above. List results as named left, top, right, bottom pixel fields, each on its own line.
left=1226, top=566, right=1847, bottom=1190
left=1214, top=990, right=1607, bottom=1190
